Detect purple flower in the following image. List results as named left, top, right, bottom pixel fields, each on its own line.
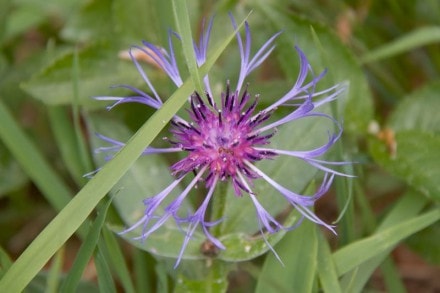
left=96, top=15, right=349, bottom=267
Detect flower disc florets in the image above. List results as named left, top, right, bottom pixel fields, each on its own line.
left=170, top=85, right=276, bottom=195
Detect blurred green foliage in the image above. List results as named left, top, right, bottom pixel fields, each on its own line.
left=0, top=0, right=439, bottom=292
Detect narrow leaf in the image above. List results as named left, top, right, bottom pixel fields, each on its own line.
left=172, top=0, right=204, bottom=95
left=46, top=248, right=64, bottom=293
left=361, top=26, right=440, bottom=63
left=95, top=250, right=117, bottom=293
left=317, top=232, right=342, bottom=293
left=101, top=228, right=136, bottom=293
left=60, top=198, right=112, bottom=292
left=0, top=100, right=73, bottom=212
left=333, top=208, right=440, bottom=276
left=255, top=220, right=317, bottom=293
left=47, top=106, right=88, bottom=185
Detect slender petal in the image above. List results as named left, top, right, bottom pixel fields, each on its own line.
left=174, top=176, right=224, bottom=267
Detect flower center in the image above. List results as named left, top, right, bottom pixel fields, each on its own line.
left=169, top=86, right=276, bottom=188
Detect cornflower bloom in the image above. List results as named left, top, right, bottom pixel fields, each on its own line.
left=96, top=16, right=348, bottom=267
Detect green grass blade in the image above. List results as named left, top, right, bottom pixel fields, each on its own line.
left=0, top=246, right=12, bottom=278
left=60, top=198, right=112, bottom=293
left=100, top=228, right=135, bottom=293
left=333, top=208, right=439, bottom=277
left=47, top=106, right=87, bottom=185
left=95, top=249, right=117, bottom=293
left=155, top=263, right=169, bottom=293
left=255, top=220, right=317, bottom=293
left=317, top=232, right=342, bottom=293
left=45, top=248, right=64, bottom=293
left=172, top=0, right=203, bottom=95
left=0, top=100, right=73, bottom=211
left=133, top=251, right=153, bottom=292
left=0, top=17, right=245, bottom=292
left=380, top=257, right=406, bottom=293
left=72, top=48, right=93, bottom=174
left=361, top=26, right=440, bottom=63
left=339, top=191, right=428, bottom=292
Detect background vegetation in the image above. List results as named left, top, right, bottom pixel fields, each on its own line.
left=0, top=0, right=439, bottom=292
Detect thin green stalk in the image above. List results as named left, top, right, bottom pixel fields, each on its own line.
left=172, top=0, right=204, bottom=96
left=380, top=257, right=406, bottom=293
left=361, top=27, right=440, bottom=64
left=60, top=198, right=112, bottom=293
left=210, top=182, right=229, bottom=237
left=45, top=247, right=64, bottom=293
left=72, top=48, right=93, bottom=174
left=48, top=106, right=87, bottom=185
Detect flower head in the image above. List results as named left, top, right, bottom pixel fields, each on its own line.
left=96, top=15, right=349, bottom=267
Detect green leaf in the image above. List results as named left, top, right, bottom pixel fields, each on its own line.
left=47, top=106, right=89, bottom=185
left=60, top=0, right=113, bottom=43
left=0, top=100, right=73, bottom=212
left=133, top=250, right=155, bottom=292
left=172, top=0, right=204, bottom=95
left=60, top=198, right=112, bottom=292
left=95, top=249, right=117, bottom=293
left=112, top=0, right=171, bottom=44
left=361, top=26, right=440, bottom=63
left=0, top=245, right=12, bottom=278
left=369, top=131, right=440, bottom=200
left=380, top=257, right=406, bottom=293
left=155, top=262, right=169, bottom=293
left=333, top=208, right=440, bottom=277
left=218, top=212, right=300, bottom=262
left=406, top=222, right=440, bottom=265
left=255, top=220, right=317, bottom=293
left=3, top=4, right=46, bottom=41
left=100, top=228, right=136, bottom=293
left=21, top=43, right=141, bottom=108
left=388, top=81, right=440, bottom=133
left=317, top=232, right=342, bottom=293
left=0, top=143, right=28, bottom=196
left=4, top=0, right=81, bottom=41
left=26, top=272, right=98, bottom=293
left=46, top=249, right=64, bottom=293
left=0, top=0, right=11, bottom=42
left=173, top=262, right=229, bottom=293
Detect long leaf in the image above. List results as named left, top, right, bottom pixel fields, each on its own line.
left=95, top=249, right=117, bottom=293
left=317, top=232, right=342, bottom=293
left=0, top=100, right=73, bottom=212
left=361, top=26, right=440, bottom=63
left=100, top=228, right=136, bottom=293
left=255, top=220, right=317, bottom=293
left=172, top=0, right=204, bottom=95
left=60, top=198, right=112, bottom=292
left=333, top=208, right=439, bottom=277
